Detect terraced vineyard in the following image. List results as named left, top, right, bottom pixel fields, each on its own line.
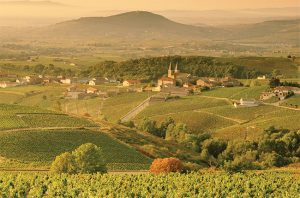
left=0, top=171, right=298, bottom=197
left=0, top=129, right=152, bottom=170
left=0, top=104, right=97, bottom=130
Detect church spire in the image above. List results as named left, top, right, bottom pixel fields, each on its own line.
left=168, top=62, right=172, bottom=71
left=175, top=62, right=179, bottom=73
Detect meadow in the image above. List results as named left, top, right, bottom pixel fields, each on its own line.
left=0, top=171, right=298, bottom=197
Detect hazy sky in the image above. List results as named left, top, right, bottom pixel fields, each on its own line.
left=0, top=0, right=299, bottom=10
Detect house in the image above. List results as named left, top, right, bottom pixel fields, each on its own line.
left=60, top=78, right=72, bottom=84
left=123, top=80, right=141, bottom=87
left=273, top=86, right=296, bottom=100
left=0, top=81, right=19, bottom=88
left=196, top=78, right=218, bottom=88
left=257, top=75, right=266, bottom=80
left=86, top=87, right=98, bottom=94
left=157, top=77, right=176, bottom=87
left=239, top=98, right=259, bottom=107
left=152, top=86, right=162, bottom=92
left=260, top=92, right=276, bottom=100
left=65, top=86, right=86, bottom=99
left=89, top=77, right=109, bottom=86
left=183, top=82, right=195, bottom=88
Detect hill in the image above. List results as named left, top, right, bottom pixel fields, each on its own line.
left=43, top=11, right=218, bottom=40
left=222, top=19, right=300, bottom=44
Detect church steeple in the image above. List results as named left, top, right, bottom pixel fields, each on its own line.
left=168, top=62, right=173, bottom=78
left=175, top=63, right=179, bottom=73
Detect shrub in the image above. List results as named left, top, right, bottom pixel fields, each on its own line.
left=150, top=158, right=183, bottom=174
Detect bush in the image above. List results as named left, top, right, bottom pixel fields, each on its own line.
left=150, top=158, right=183, bottom=174
left=50, top=143, right=107, bottom=174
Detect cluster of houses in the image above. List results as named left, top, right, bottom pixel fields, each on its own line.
left=0, top=74, right=119, bottom=88
left=260, top=86, right=300, bottom=101
left=65, top=85, right=121, bottom=100
left=124, top=63, right=243, bottom=97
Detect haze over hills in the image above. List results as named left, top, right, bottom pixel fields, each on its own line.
left=33, top=11, right=299, bottom=44
left=45, top=11, right=218, bottom=40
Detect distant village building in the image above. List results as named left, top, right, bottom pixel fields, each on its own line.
left=257, top=75, right=266, bottom=80
left=89, top=77, right=109, bottom=86
left=60, top=78, right=72, bottom=84
left=123, top=80, right=141, bottom=87
left=158, top=63, right=192, bottom=88
left=86, top=87, right=98, bottom=94
left=65, top=86, right=86, bottom=99
left=239, top=98, right=259, bottom=107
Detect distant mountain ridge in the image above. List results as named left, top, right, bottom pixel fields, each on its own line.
left=48, top=11, right=217, bottom=39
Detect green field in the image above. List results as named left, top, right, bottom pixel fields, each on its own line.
left=0, top=171, right=298, bottom=197
left=0, top=129, right=152, bottom=170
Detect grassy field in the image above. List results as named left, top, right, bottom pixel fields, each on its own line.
left=0, top=129, right=152, bottom=170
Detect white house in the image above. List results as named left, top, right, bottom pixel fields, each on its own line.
left=239, top=98, right=259, bottom=107
left=257, top=75, right=266, bottom=80
left=60, top=78, right=72, bottom=84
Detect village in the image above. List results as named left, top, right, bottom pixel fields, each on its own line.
left=0, top=63, right=299, bottom=109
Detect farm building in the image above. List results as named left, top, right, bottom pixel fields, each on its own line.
left=273, top=86, right=296, bottom=100
left=123, top=80, right=141, bottom=87
left=257, top=75, right=267, bottom=80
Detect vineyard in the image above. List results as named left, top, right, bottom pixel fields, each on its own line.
left=0, top=129, right=152, bottom=170
left=0, top=104, right=97, bottom=130
left=0, top=171, right=298, bottom=197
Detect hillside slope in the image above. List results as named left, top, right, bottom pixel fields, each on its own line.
left=44, top=11, right=218, bottom=39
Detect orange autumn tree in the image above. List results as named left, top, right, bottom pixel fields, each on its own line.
left=150, top=158, right=183, bottom=174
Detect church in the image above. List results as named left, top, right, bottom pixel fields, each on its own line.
left=157, top=63, right=191, bottom=87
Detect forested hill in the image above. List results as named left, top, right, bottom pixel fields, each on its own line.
left=80, top=56, right=260, bottom=80
left=80, top=56, right=298, bottom=80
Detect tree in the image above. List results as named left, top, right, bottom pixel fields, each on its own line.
left=51, top=143, right=107, bottom=174
left=271, top=69, right=281, bottom=78
left=150, top=158, right=183, bottom=174
left=165, top=123, right=189, bottom=142
left=50, top=152, right=77, bottom=174
left=269, top=77, right=280, bottom=88
left=138, top=118, right=158, bottom=136
left=72, top=143, right=107, bottom=173
left=158, top=117, right=175, bottom=138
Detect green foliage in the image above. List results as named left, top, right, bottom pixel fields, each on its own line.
left=50, top=152, right=77, bottom=174
left=81, top=56, right=261, bottom=81
left=72, top=143, right=107, bottom=174
left=165, top=123, right=189, bottom=143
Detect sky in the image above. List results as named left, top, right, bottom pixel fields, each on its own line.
left=0, top=0, right=299, bottom=10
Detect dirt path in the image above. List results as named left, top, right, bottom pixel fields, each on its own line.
left=0, top=126, right=100, bottom=133
left=194, top=109, right=244, bottom=124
